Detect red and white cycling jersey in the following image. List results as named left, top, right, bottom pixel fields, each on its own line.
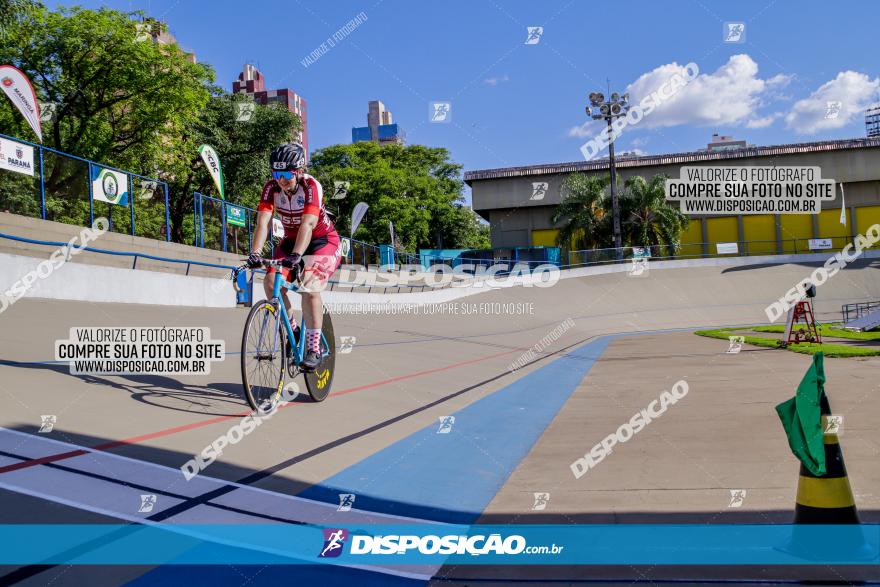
left=257, top=174, right=336, bottom=240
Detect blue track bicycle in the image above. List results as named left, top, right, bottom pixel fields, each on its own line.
left=233, top=259, right=335, bottom=411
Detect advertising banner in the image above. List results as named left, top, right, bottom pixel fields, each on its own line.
left=0, top=64, right=42, bottom=142
left=198, top=144, right=225, bottom=200
left=351, top=202, right=368, bottom=237
left=0, top=137, right=34, bottom=176
left=226, top=204, right=246, bottom=227
left=716, top=242, right=739, bottom=255
left=91, top=166, right=130, bottom=206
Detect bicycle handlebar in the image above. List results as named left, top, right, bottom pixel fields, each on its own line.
left=230, top=258, right=301, bottom=293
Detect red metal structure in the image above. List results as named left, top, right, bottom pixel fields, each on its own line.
left=785, top=300, right=822, bottom=344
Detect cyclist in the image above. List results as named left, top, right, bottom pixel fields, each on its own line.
left=247, top=142, right=341, bottom=371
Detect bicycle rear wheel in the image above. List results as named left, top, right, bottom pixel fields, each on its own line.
left=304, top=307, right=335, bottom=402
left=241, top=301, right=286, bottom=413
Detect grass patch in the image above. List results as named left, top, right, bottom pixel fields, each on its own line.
left=750, top=324, right=880, bottom=341
left=694, top=328, right=880, bottom=358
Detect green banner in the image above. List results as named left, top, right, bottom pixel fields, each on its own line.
left=226, top=204, right=246, bottom=227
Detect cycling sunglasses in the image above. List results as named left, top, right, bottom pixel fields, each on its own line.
left=272, top=170, right=296, bottom=181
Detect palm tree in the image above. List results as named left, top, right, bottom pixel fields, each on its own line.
left=552, top=173, right=611, bottom=251
left=620, top=174, right=689, bottom=256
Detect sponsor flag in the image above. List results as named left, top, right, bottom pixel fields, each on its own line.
left=198, top=144, right=225, bottom=200
left=0, top=137, right=34, bottom=176
left=91, top=166, right=130, bottom=206
left=775, top=353, right=827, bottom=476
left=839, top=183, right=846, bottom=226
left=0, top=65, right=42, bottom=142
left=351, top=202, right=368, bottom=237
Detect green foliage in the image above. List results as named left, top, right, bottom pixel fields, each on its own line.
left=695, top=328, right=880, bottom=357
left=751, top=324, right=880, bottom=339
left=162, top=92, right=300, bottom=242
left=552, top=173, right=610, bottom=250
left=0, top=4, right=301, bottom=244
left=552, top=172, right=689, bottom=254
left=0, top=3, right=480, bottom=252
left=620, top=174, right=689, bottom=256
left=308, top=142, right=487, bottom=251
left=0, top=5, right=214, bottom=168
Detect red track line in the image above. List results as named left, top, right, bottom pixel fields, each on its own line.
left=0, top=347, right=522, bottom=475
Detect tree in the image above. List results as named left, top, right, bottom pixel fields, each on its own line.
left=0, top=5, right=213, bottom=233
left=620, top=174, right=689, bottom=255
left=0, top=0, right=37, bottom=40
left=163, top=92, right=301, bottom=244
left=552, top=173, right=611, bottom=250
left=308, top=142, right=487, bottom=251
left=1, top=6, right=213, bottom=169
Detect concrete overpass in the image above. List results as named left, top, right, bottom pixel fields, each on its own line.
left=465, top=138, right=880, bottom=253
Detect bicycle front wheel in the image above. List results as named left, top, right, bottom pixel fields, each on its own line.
left=241, top=301, right=286, bottom=413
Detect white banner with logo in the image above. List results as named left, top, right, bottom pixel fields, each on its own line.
left=0, top=137, right=34, bottom=176
left=91, top=166, right=130, bottom=205
left=808, top=238, right=833, bottom=250
left=198, top=144, right=225, bottom=200
left=0, top=65, right=42, bottom=142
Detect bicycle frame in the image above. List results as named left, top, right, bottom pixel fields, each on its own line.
left=267, top=269, right=331, bottom=365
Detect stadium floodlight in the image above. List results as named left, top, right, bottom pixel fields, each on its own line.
left=584, top=87, right=632, bottom=252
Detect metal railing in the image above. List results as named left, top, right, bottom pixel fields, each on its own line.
left=0, top=133, right=170, bottom=242
left=0, top=231, right=232, bottom=275
left=193, top=192, right=256, bottom=255
left=841, top=301, right=880, bottom=323
left=0, top=231, right=435, bottom=293
left=564, top=236, right=874, bottom=269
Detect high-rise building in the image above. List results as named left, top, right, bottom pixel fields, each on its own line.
left=233, top=64, right=308, bottom=155
left=138, top=18, right=196, bottom=63
left=867, top=104, right=880, bottom=138
left=352, top=100, right=404, bottom=145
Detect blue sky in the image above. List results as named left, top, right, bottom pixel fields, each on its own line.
left=52, top=0, right=879, bottom=179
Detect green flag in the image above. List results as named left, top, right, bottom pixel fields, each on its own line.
left=774, top=353, right=827, bottom=476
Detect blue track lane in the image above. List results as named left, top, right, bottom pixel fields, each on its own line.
left=297, top=336, right=610, bottom=523
left=125, top=337, right=610, bottom=586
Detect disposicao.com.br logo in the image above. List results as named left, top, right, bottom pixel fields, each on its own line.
left=318, top=530, right=564, bottom=558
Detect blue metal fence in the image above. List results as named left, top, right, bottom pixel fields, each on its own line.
left=0, top=133, right=170, bottom=241
left=193, top=192, right=256, bottom=255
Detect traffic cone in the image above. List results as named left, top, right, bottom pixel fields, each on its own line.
left=793, top=394, right=858, bottom=524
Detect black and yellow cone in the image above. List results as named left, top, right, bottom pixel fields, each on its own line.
left=793, top=395, right=858, bottom=524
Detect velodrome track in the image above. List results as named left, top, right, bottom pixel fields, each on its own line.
left=0, top=257, right=879, bottom=585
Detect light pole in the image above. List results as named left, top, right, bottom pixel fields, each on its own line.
left=586, top=91, right=630, bottom=251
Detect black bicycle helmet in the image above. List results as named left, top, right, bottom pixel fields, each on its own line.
left=270, top=142, right=306, bottom=172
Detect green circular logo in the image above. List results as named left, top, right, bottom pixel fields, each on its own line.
left=102, top=173, right=120, bottom=203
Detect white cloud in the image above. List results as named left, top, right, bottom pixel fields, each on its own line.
left=784, top=71, right=880, bottom=134
left=567, top=120, right=599, bottom=138
left=746, top=113, right=782, bottom=128
left=624, top=54, right=784, bottom=129
left=484, top=74, right=510, bottom=86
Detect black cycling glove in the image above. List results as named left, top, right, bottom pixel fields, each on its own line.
left=246, top=252, right=262, bottom=268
